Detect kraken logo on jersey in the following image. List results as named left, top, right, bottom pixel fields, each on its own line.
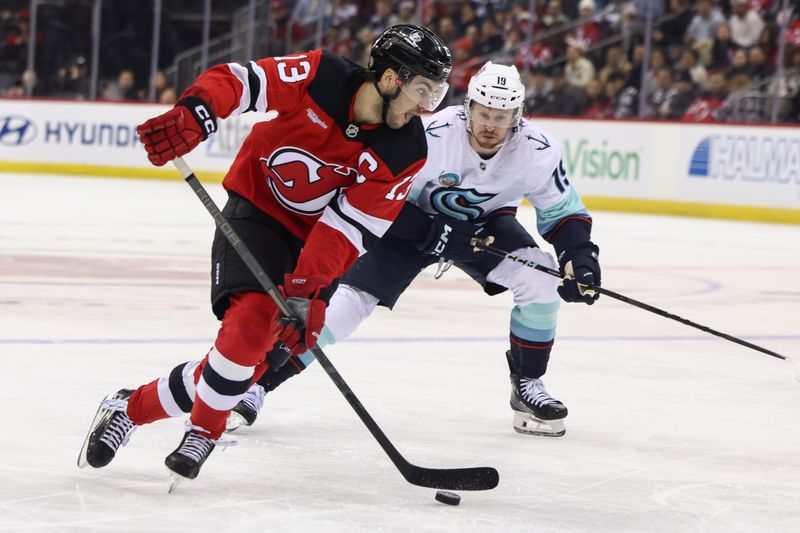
left=431, top=187, right=496, bottom=221
left=437, top=172, right=461, bottom=187
left=260, top=147, right=359, bottom=215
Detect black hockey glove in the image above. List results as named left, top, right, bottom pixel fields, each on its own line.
left=557, top=242, right=601, bottom=305
left=418, top=214, right=486, bottom=262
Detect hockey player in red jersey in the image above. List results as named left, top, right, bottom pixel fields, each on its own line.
left=77, top=25, right=452, bottom=482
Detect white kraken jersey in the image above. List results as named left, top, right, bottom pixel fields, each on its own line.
left=409, top=105, right=589, bottom=236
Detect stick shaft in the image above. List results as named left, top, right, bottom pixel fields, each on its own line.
left=473, top=240, right=788, bottom=362
left=173, top=158, right=498, bottom=491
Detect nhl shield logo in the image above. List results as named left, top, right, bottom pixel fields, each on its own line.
left=437, top=172, right=461, bottom=187
left=345, top=123, right=359, bottom=138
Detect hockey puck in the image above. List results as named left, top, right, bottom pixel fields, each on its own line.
left=435, top=490, right=461, bottom=506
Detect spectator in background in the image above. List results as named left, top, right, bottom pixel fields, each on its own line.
left=103, top=69, right=138, bottom=101
left=683, top=71, right=729, bottom=122
left=685, top=0, right=725, bottom=48
left=565, top=44, right=596, bottom=89
left=525, top=66, right=552, bottom=115
left=567, top=0, right=602, bottom=50
left=678, top=47, right=709, bottom=90
left=605, top=70, right=639, bottom=118
left=152, top=69, right=175, bottom=103
left=746, top=45, right=772, bottom=85
left=368, top=0, right=394, bottom=38
left=543, top=66, right=588, bottom=116
left=330, top=0, right=357, bottom=28
left=646, top=67, right=678, bottom=118
left=464, top=24, right=480, bottom=48
left=757, top=24, right=779, bottom=66
left=726, top=48, right=750, bottom=78
left=437, top=17, right=457, bottom=45
left=618, top=3, right=643, bottom=57
left=21, top=68, right=40, bottom=97
left=664, top=69, right=699, bottom=118
left=476, top=17, right=504, bottom=56
left=710, top=23, right=737, bottom=70
left=656, top=0, right=695, bottom=58
left=159, top=86, right=177, bottom=105
left=561, top=0, right=582, bottom=20
left=582, top=78, right=611, bottom=118
left=627, top=43, right=647, bottom=90
left=598, top=45, right=632, bottom=84
left=729, top=0, right=765, bottom=49
left=457, top=2, right=480, bottom=36
left=785, top=48, right=800, bottom=104
left=642, top=47, right=667, bottom=100
left=716, top=72, right=755, bottom=121
left=541, top=0, right=568, bottom=31
left=496, top=27, right=524, bottom=67
left=448, top=39, right=479, bottom=100
left=53, top=56, right=89, bottom=98
left=352, top=26, right=375, bottom=67
left=394, top=1, right=418, bottom=26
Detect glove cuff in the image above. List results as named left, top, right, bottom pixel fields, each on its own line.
left=283, top=274, right=335, bottom=304
left=557, top=242, right=599, bottom=269
left=176, top=96, right=217, bottom=139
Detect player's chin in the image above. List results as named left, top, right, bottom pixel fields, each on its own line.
left=388, top=113, right=413, bottom=129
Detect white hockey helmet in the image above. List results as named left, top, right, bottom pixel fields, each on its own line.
left=464, top=61, right=525, bottom=131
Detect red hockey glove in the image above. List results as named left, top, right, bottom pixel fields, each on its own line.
left=136, top=96, right=217, bottom=166
left=272, top=274, right=330, bottom=356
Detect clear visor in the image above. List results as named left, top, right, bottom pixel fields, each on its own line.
left=399, top=75, right=450, bottom=112
left=469, top=102, right=519, bottom=129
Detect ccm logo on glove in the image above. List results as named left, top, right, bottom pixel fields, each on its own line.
left=433, top=224, right=452, bottom=255
left=194, top=104, right=216, bottom=136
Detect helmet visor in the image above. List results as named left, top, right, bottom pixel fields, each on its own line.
left=400, top=75, right=450, bottom=111
left=468, top=102, right=519, bottom=129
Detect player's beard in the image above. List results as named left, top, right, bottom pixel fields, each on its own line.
left=469, top=130, right=505, bottom=154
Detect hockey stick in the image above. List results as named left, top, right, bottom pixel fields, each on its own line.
left=470, top=238, right=800, bottom=382
left=172, top=157, right=499, bottom=491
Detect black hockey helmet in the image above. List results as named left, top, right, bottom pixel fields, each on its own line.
left=368, top=25, right=452, bottom=116
left=369, top=25, right=452, bottom=85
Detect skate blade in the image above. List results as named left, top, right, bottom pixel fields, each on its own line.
left=77, top=392, right=115, bottom=468
left=168, top=471, right=190, bottom=493
left=225, top=412, right=249, bottom=433
left=513, top=411, right=566, bottom=437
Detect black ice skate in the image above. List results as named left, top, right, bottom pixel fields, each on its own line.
left=165, top=424, right=236, bottom=488
left=225, top=384, right=266, bottom=432
left=77, top=389, right=137, bottom=468
left=509, top=375, right=568, bottom=437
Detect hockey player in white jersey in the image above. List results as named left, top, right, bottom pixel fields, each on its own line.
left=229, top=62, right=601, bottom=437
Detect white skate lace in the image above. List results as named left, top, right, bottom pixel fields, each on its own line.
left=240, top=384, right=266, bottom=414
left=177, top=423, right=237, bottom=463
left=519, top=378, right=559, bottom=408
left=98, top=398, right=136, bottom=450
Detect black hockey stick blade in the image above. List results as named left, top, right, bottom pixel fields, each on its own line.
left=402, top=463, right=499, bottom=491
left=173, top=158, right=500, bottom=490
left=310, top=344, right=499, bottom=491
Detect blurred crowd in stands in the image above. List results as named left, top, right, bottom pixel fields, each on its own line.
left=2, top=0, right=799, bottom=123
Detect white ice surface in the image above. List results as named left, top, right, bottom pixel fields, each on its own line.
left=1, top=173, right=799, bottom=533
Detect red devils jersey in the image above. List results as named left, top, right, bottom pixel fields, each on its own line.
left=182, top=50, right=427, bottom=286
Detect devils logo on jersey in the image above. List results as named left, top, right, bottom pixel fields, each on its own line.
left=260, top=147, right=359, bottom=215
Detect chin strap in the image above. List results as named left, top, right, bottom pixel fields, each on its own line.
left=373, top=77, right=402, bottom=123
